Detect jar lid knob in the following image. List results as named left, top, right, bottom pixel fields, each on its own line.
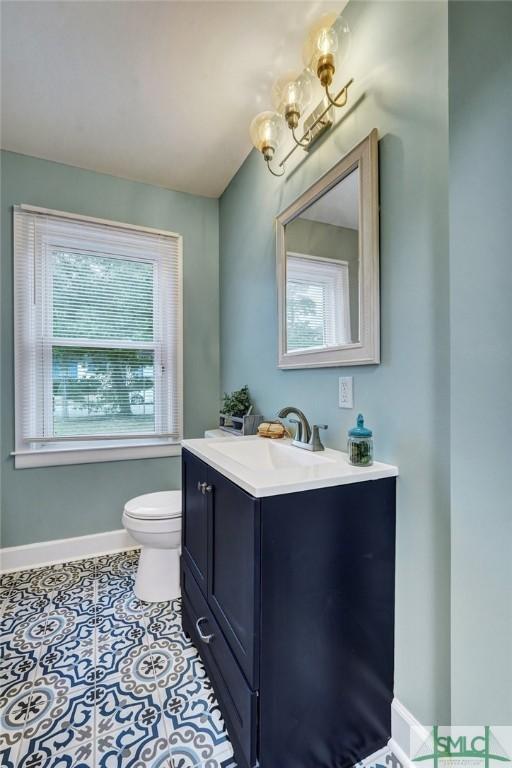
left=348, top=413, right=373, bottom=438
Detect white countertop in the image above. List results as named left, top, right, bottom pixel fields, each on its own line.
left=182, top=435, right=398, bottom=498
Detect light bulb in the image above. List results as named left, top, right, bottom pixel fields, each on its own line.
left=303, top=13, right=350, bottom=88
left=272, top=70, right=313, bottom=129
left=249, top=111, right=285, bottom=161
left=317, top=25, right=338, bottom=57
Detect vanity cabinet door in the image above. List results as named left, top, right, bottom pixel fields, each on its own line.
left=207, top=467, right=260, bottom=687
left=182, top=449, right=209, bottom=595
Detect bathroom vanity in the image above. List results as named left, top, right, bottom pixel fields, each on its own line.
left=181, top=436, right=397, bottom=768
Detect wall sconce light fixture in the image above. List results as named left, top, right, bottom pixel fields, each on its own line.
left=250, top=13, right=353, bottom=177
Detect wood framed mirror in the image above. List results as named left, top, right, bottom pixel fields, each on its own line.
left=276, top=129, right=379, bottom=368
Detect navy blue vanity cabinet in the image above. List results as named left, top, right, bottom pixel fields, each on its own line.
left=181, top=448, right=396, bottom=768
left=181, top=451, right=210, bottom=594
left=207, top=465, right=260, bottom=687
left=258, top=479, right=396, bottom=768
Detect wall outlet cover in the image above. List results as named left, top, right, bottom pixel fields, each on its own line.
left=339, top=377, right=354, bottom=409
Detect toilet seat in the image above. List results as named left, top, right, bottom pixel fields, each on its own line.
left=124, top=491, right=181, bottom=521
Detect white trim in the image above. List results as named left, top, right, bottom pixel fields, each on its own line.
left=287, top=251, right=350, bottom=269
left=388, top=698, right=430, bottom=768
left=25, top=433, right=179, bottom=443
left=13, top=206, right=184, bottom=467
left=175, top=230, right=184, bottom=443
left=20, top=204, right=181, bottom=240
left=0, top=529, right=140, bottom=573
left=13, top=442, right=181, bottom=468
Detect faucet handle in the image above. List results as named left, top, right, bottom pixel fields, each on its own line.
left=288, top=418, right=303, bottom=441
left=310, top=424, right=328, bottom=451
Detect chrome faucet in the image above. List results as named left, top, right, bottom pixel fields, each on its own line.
left=277, top=406, right=327, bottom=452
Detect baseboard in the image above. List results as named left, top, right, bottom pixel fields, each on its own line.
left=388, top=698, right=430, bottom=768
left=0, top=529, right=138, bottom=573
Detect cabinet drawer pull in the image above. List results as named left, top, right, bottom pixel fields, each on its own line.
left=197, top=481, right=213, bottom=495
left=196, top=616, right=214, bottom=644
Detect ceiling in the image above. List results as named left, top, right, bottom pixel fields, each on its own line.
left=0, top=0, right=344, bottom=198
left=300, top=167, right=359, bottom=229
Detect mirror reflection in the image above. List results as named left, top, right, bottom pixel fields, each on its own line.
left=284, top=167, right=359, bottom=352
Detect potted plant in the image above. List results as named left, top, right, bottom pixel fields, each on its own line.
left=221, top=385, right=252, bottom=419
left=219, top=386, right=263, bottom=435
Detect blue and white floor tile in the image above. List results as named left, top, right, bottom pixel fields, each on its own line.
left=0, top=643, right=39, bottom=695
left=0, top=551, right=234, bottom=768
left=96, top=715, right=170, bottom=767
left=16, top=678, right=96, bottom=764
left=1, top=551, right=400, bottom=768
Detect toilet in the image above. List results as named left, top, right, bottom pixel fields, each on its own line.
left=122, top=490, right=181, bottom=603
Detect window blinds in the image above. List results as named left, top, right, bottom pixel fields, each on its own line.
left=14, top=206, right=182, bottom=450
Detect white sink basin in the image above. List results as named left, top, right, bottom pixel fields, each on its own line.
left=209, top=437, right=336, bottom=470
left=182, top=435, right=398, bottom=498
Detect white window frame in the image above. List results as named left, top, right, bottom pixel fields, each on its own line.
left=12, top=205, right=183, bottom=469
left=286, top=252, right=352, bottom=352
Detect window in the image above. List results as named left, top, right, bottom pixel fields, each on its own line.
left=13, top=206, right=182, bottom=468
left=286, top=253, right=351, bottom=352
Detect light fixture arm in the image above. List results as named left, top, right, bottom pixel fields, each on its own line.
left=291, top=126, right=311, bottom=148
left=259, top=77, right=354, bottom=177
left=324, top=77, right=354, bottom=108
left=265, top=158, right=285, bottom=177
left=274, top=77, right=354, bottom=175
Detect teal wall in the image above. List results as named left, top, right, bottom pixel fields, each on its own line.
left=220, top=1, right=450, bottom=725
left=1, top=151, right=219, bottom=548
left=449, top=2, right=512, bottom=725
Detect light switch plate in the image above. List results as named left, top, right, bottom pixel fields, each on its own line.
left=338, top=377, right=353, bottom=409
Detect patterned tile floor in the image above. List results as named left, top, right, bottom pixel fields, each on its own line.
left=1, top=549, right=398, bottom=768
left=0, top=550, right=236, bottom=768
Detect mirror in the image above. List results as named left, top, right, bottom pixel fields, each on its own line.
left=276, top=130, right=379, bottom=368
left=285, top=167, right=360, bottom=351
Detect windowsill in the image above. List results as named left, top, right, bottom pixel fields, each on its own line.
left=12, top=439, right=182, bottom=469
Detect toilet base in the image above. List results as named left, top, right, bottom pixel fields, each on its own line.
left=134, top=546, right=180, bottom=603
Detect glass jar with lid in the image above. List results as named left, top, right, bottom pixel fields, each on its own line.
left=347, top=414, right=373, bottom=466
